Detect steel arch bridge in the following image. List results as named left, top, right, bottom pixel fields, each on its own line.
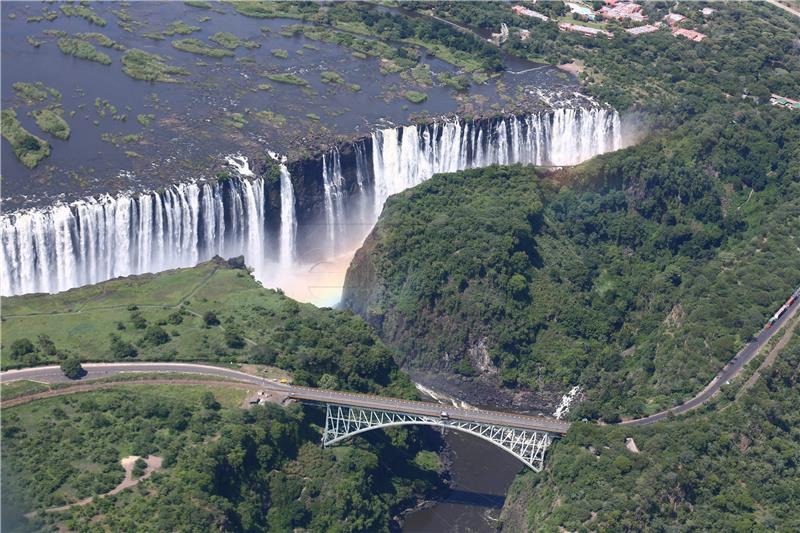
left=322, top=403, right=555, bottom=472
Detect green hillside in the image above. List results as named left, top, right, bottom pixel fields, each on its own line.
left=343, top=105, right=799, bottom=419
left=1, top=257, right=412, bottom=397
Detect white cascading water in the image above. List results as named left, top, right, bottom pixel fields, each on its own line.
left=279, top=163, right=296, bottom=267
left=1, top=108, right=623, bottom=298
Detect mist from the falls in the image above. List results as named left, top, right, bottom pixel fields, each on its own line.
left=1, top=107, right=624, bottom=305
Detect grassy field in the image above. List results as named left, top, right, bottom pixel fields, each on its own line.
left=1, top=258, right=413, bottom=398
left=1, top=260, right=255, bottom=367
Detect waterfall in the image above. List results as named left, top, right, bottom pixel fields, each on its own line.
left=321, top=148, right=345, bottom=255
left=2, top=107, right=623, bottom=298
left=279, top=164, right=296, bottom=267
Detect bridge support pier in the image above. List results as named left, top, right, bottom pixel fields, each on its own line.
left=322, top=403, right=554, bottom=472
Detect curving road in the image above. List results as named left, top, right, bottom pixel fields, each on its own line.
left=1, top=362, right=570, bottom=434
left=3, top=291, right=797, bottom=433
left=622, top=291, right=799, bottom=425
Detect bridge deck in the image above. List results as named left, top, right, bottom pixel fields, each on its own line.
left=287, top=386, right=571, bottom=435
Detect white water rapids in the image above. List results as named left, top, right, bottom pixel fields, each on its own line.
left=2, top=108, right=623, bottom=303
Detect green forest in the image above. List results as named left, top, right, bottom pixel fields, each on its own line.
left=1, top=257, right=414, bottom=398
left=501, top=332, right=800, bottom=532
left=343, top=102, right=799, bottom=419
left=2, top=384, right=443, bottom=532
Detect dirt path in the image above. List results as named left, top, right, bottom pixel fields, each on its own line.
left=44, top=456, right=163, bottom=514
left=737, top=314, right=798, bottom=398
left=764, top=0, right=800, bottom=18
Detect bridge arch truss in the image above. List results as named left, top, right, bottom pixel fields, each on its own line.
left=322, top=403, right=554, bottom=472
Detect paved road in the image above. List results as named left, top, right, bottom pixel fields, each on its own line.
left=4, top=292, right=796, bottom=433
left=1, top=362, right=570, bottom=434
left=622, top=292, right=799, bottom=426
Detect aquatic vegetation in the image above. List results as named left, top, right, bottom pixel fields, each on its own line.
left=403, top=90, right=428, bottom=104
left=59, top=4, right=106, bottom=27
left=210, top=31, right=260, bottom=50
left=75, top=32, right=117, bottom=48
left=264, top=72, right=309, bottom=86
left=306, top=113, right=320, bottom=121
left=26, top=36, right=43, bottom=48
left=223, top=112, right=247, bottom=129
left=32, top=108, right=71, bottom=140
left=172, top=38, right=234, bottom=58
left=257, top=83, right=272, bottom=91
left=57, top=37, right=112, bottom=65
left=136, top=114, right=155, bottom=127
left=184, top=1, right=214, bottom=9
left=1, top=109, right=51, bottom=168
left=12, top=82, right=60, bottom=104
left=253, top=110, right=286, bottom=127
left=270, top=48, right=289, bottom=59
left=231, top=1, right=319, bottom=20
left=121, top=49, right=189, bottom=82
left=320, top=71, right=345, bottom=84
left=164, top=21, right=201, bottom=36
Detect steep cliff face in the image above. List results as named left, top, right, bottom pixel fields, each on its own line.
left=341, top=166, right=569, bottom=410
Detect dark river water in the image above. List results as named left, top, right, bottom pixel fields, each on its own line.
left=404, top=431, right=522, bottom=533
left=2, top=1, right=574, bottom=210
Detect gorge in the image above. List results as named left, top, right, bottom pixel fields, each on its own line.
left=1, top=106, right=623, bottom=302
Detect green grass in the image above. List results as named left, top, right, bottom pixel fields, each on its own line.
left=210, top=31, right=260, bottom=49
left=172, top=38, right=234, bottom=58
left=121, top=49, right=189, bottom=82
left=0, top=380, right=50, bottom=401
left=57, top=37, right=112, bottom=65
left=264, top=72, right=309, bottom=86
left=403, top=90, right=428, bottom=103
left=1, top=109, right=51, bottom=168
left=32, top=108, right=70, bottom=140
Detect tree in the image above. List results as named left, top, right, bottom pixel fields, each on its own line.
left=36, top=334, right=57, bottom=356
left=132, top=457, right=148, bottom=478
left=225, top=328, right=245, bottom=349
left=60, top=357, right=84, bottom=379
left=9, top=338, right=35, bottom=359
left=109, top=334, right=138, bottom=359
left=203, top=311, right=220, bottom=326
left=201, top=391, right=221, bottom=410
left=142, top=325, right=170, bottom=346
left=317, top=373, right=339, bottom=390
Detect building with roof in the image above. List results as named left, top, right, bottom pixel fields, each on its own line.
left=663, top=13, right=686, bottom=26
left=701, top=7, right=716, bottom=16
left=600, top=2, right=647, bottom=22
left=517, top=29, right=532, bottom=41
left=512, top=5, right=549, bottom=22
left=558, top=22, right=613, bottom=38
left=626, top=23, right=660, bottom=35
left=770, top=94, right=800, bottom=110
left=672, top=27, right=706, bottom=41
